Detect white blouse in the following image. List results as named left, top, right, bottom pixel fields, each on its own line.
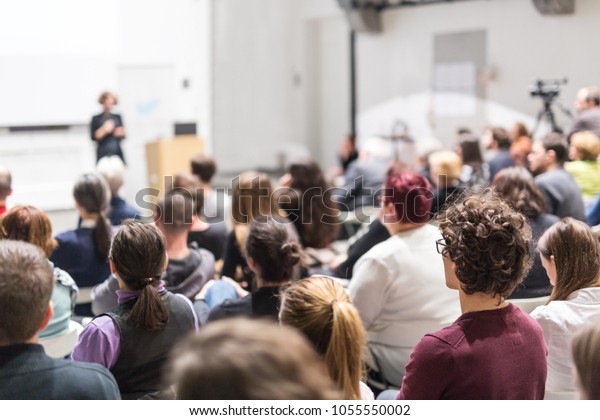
left=530, top=287, right=600, bottom=391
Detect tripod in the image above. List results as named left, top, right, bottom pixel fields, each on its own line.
left=531, top=96, right=573, bottom=138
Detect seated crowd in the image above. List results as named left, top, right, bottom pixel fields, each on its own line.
left=2, top=119, right=600, bottom=401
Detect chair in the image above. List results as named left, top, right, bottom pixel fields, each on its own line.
left=507, top=296, right=549, bottom=314
left=544, top=390, right=578, bottom=400
left=39, top=320, right=84, bottom=358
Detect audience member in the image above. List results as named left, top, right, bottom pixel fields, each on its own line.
left=191, top=153, right=230, bottom=226
left=530, top=218, right=600, bottom=392
left=0, top=165, right=11, bottom=216
left=0, top=206, right=78, bottom=339
left=485, top=127, right=515, bottom=180
left=348, top=171, right=460, bottom=387
left=528, top=133, right=586, bottom=221
left=167, top=318, right=342, bottom=399
left=208, top=217, right=302, bottom=322
left=492, top=167, right=558, bottom=298
left=72, top=220, right=198, bottom=399
left=96, top=155, right=139, bottom=225
left=565, top=131, right=600, bottom=207
left=50, top=173, right=112, bottom=316
left=220, top=171, right=290, bottom=288
left=156, top=192, right=215, bottom=300
left=278, top=159, right=340, bottom=250
left=509, top=122, right=533, bottom=167
left=567, top=86, right=600, bottom=141
left=571, top=323, right=600, bottom=400
left=456, top=133, right=489, bottom=189
left=172, top=173, right=226, bottom=260
left=428, top=150, right=465, bottom=216
left=0, top=240, right=119, bottom=399
left=280, top=276, right=373, bottom=400
left=334, top=137, right=392, bottom=211
left=332, top=217, right=390, bottom=279
left=399, top=191, right=547, bottom=399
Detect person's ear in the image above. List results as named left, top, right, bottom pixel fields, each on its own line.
left=109, top=258, right=117, bottom=275
left=546, top=149, right=557, bottom=163
left=550, top=255, right=556, bottom=264
left=164, top=253, right=169, bottom=270
left=38, top=301, right=54, bottom=333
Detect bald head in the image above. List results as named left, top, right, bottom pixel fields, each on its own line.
left=0, top=165, right=12, bottom=200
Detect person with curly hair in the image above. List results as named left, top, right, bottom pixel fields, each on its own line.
left=398, top=190, right=547, bottom=400
left=530, top=218, right=600, bottom=393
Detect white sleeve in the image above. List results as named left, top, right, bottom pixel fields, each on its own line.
left=347, top=255, right=390, bottom=329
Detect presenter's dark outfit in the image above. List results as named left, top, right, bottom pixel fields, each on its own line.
left=91, top=113, right=125, bottom=163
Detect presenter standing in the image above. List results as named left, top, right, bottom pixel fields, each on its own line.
left=91, top=91, right=126, bottom=164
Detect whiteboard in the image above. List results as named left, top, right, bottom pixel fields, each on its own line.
left=0, top=56, right=117, bottom=127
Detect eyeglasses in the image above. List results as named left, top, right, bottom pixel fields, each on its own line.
left=436, top=239, right=447, bottom=256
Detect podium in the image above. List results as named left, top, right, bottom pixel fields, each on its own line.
left=145, top=135, right=204, bottom=192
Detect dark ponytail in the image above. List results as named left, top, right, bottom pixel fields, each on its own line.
left=110, top=220, right=168, bottom=330
left=244, top=218, right=303, bottom=283
left=73, top=173, right=111, bottom=260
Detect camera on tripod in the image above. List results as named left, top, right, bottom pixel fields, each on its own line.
left=530, top=78, right=568, bottom=101
left=529, top=77, right=570, bottom=135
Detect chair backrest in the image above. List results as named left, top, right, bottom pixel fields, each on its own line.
left=508, top=296, right=550, bottom=314
left=76, top=286, right=94, bottom=305
left=39, top=320, right=84, bottom=358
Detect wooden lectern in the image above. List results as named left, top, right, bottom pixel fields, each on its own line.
left=145, top=135, right=204, bottom=192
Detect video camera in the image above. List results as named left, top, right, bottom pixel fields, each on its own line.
left=530, top=78, right=568, bottom=101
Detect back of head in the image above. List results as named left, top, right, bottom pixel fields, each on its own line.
left=96, top=156, right=126, bottom=197
left=0, top=165, right=11, bottom=199
left=286, top=160, right=340, bottom=248
left=0, top=206, right=57, bottom=258
left=279, top=276, right=366, bottom=400
left=492, top=166, right=546, bottom=217
left=383, top=170, right=433, bottom=224
left=457, top=135, right=483, bottom=165
left=428, top=150, right=463, bottom=184
left=232, top=171, right=279, bottom=226
left=244, top=218, right=302, bottom=283
left=537, top=218, right=600, bottom=302
left=540, top=132, right=569, bottom=165
left=492, top=127, right=511, bottom=150
left=572, top=323, right=600, bottom=400
left=0, top=240, right=54, bottom=344
left=73, top=173, right=112, bottom=260
left=168, top=318, right=342, bottom=400
left=190, top=153, right=217, bottom=184
left=155, top=191, right=193, bottom=236
left=110, top=220, right=168, bottom=330
left=170, top=173, right=205, bottom=218
left=582, top=86, right=600, bottom=107
left=570, top=131, right=600, bottom=161
left=439, top=190, right=532, bottom=298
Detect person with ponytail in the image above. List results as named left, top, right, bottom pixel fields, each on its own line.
left=50, top=173, right=112, bottom=316
left=72, top=220, right=198, bottom=399
left=207, top=217, right=302, bottom=321
left=279, top=276, right=373, bottom=400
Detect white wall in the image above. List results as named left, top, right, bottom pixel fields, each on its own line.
left=211, top=0, right=600, bottom=177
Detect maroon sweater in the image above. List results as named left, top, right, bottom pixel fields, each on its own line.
left=398, top=303, right=547, bottom=400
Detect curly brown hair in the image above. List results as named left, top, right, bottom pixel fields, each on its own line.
left=438, top=190, right=533, bottom=297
